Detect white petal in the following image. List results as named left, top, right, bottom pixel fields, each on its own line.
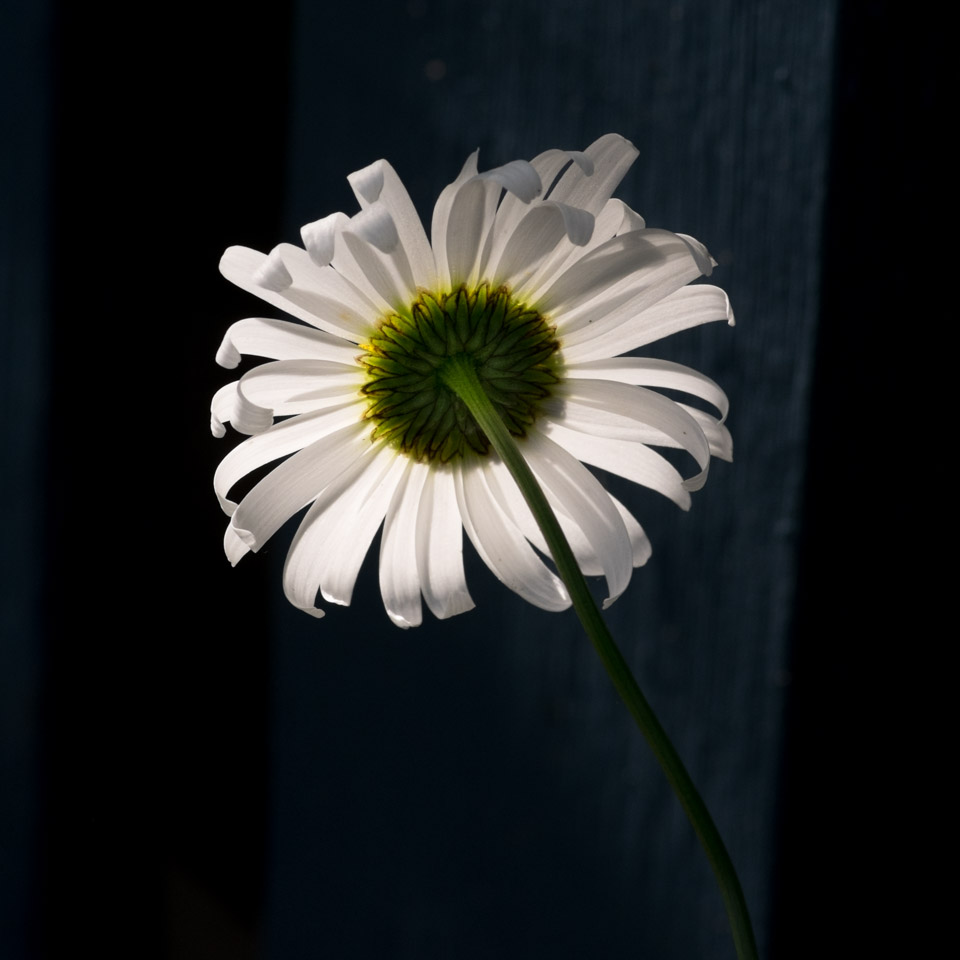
left=211, top=382, right=238, bottom=438
left=680, top=404, right=734, bottom=462
left=348, top=158, right=437, bottom=289
left=561, top=284, right=734, bottom=364
left=229, top=421, right=372, bottom=551
left=224, top=524, right=250, bottom=566
left=608, top=198, right=646, bottom=234
left=545, top=379, right=711, bottom=489
left=279, top=240, right=385, bottom=327
left=213, top=402, right=364, bottom=515
left=282, top=444, right=405, bottom=614
left=487, top=160, right=542, bottom=202
left=543, top=133, right=638, bottom=215
left=532, top=229, right=704, bottom=317
left=346, top=203, right=399, bottom=253
left=482, top=456, right=600, bottom=576
left=212, top=378, right=274, bottom=437
left=416, top=467, right=475, bottom=620
left=677, top=232, right=715, bottom=277
left=486, top=202, right=594, bottom=289
left=566, top=357, right=729, bottom=421
left=442, top=177, right=501, bottom=288
left=437, top=158, right=542, bottom=288
left=610, top=496, right=652, bottom=567
left=211, top=359, right=365, bottom=437
left=338, top=206, right=417, bottom=311
left=219, top=245, right=377, bottom=342
left=522, top=431, right=633, bottom=607
left=301, top=212, right=349, bottom=267
left=252, top=246, right=292, bottom=291
left=541, top=418, right=691, bottom=510
left=488, top=134, right=637, bottom=300
left=291, top=225, right=395, bottom=320
left=431, top=151, right=479, bottom=291
left=454, top=459, right=570, bottom=612
left=522, top=197, right=646, bottom=296
left=379, top=459, right=429, bottom=628
left=216, top=316, right=359, bottom=369
left=318, top=450, right=407, bottom=605
left=486, top=149, right=592, bottom=261
left=280, top=446, right=374, bottom=616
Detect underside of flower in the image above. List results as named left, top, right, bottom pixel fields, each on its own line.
left=212, top=134, right=735, bottom=624
left=360, top=284, right=561, bottom=462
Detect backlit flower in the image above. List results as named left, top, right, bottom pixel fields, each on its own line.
left=212, top=134, right=733, bottom=627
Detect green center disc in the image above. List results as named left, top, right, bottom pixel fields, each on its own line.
left=360, top=283, right=562, bottom=462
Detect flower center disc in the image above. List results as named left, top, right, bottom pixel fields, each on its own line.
left=360, top=284, right=561, bottom=462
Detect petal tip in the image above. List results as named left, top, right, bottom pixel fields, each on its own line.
left=386, top=610, right=420, bottom=629
left=215, top=340, right=241, bottom=369
left=232, top=524, right=258, bottom=549
left=253, top=247, right=292, bottom=292
left=434, top=597, right=476, bottom=620
left=347, top=159, right=386, bottom=204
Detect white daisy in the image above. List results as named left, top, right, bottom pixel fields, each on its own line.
left=211, top=133, right=733, bottom=627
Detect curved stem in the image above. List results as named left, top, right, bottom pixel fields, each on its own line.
left=441, top=355, right=758, bottom=960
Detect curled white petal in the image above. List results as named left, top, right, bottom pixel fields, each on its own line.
left=211, top=382, right=236, bottom=438
left=522, top=431, right=634, bottom=606
left=339, top=206, right=417, bottom=309
left=610, top=496, right=652, bottom=569
left=440, top=158, right=543, bottom=288
left=348, top=158, right=437, bottom=289
left=561, top=284, right=735, bottom=364
left=214, top=403, right=365, bottom=515
left=216, top=316, right=359, bottom=369
left=481, top=159, right=542, bottom=202
left=541, top=418, right=691, bottom=510
left=455, top=458, right=570, bottom=613
left=416, top=467, right=475, bottom=620
left=224, top=523, right=250, bottom=567
left=680, top=404, right=734, bottom=463
left=566, top=357, right=729, bottom=422
left=431, top=151, right=480, bottom=290
left=533, top=229, right=706, bottom=317
left=524, top=198, right=647, bottom=295
left=546, top=379, right=711, bottom=490
left=300, top=212, right=350, bottom=268
left=379, top=459, right=429, bottom=628
left=211, top=359, right=365, bottom=437
left=487, top=202, right=595, bottom=289
left=545, top=133, right=638, bottom=215
left=488, top=148, right=591, bottom=255
left=483, top=455, right=600, bottom=577
left=220, top=244, right=376, bottom=342
left=348, top=203, right=399, bottom=253
left=252, top=246, right=292, bottom=292
left=282, top=444, right=405, bottom=615
left=229, top=421, right=372, bottom=551
left=677, top=232, right=715, bottom=277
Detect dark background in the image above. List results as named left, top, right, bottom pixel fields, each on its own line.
left=2, top=1, right=934, bottom=957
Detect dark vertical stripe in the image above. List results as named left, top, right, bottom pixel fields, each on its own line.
left=770, top=2, right=937, bottom=955
left=1, top=1, right=53, bottom=956
left=39, top=3, right=292, bottom=954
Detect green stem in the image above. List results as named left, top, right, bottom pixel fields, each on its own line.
left=441, top=355, right=758, bottom=960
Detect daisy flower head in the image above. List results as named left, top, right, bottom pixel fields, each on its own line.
left=212, top=134, right=734, bottom=627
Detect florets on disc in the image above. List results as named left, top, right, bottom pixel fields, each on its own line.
left=360, top=284, right=562, bottom=462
